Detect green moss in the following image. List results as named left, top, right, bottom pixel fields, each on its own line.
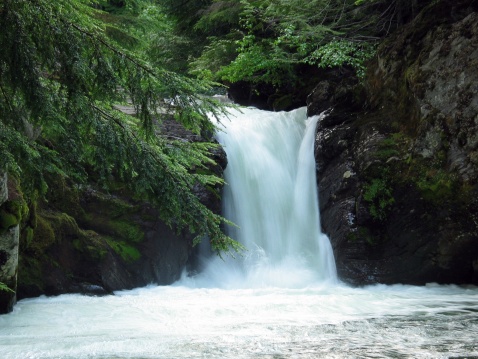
left=84, top=192, right=137, bottom=218
left=30, top=215, right=56, bottom=253
left=79, top=191, right=146, bottom=248
left=109, top=220, right=144, bottom=243
left=0, top=209, right=19, bottom=232
left=81, top=213, right=145, bottom=244
left=416, top=170, right=457, bottom=203
left=24, top=227, right=34, bottom=247
left=375, top=133, right=409, bottom=160
left=25, top=211, right=80, bottom=255
left=45, top=175, right=84, bottom=218
left=105, top=237, right=141, bottom=263
left=76, top=230, right=109, bottom=260
left=43, top=212, right=80, bottom=239
left=0, top=199, right=28, bottom=233
left=363, top=178, right=395, bottom=221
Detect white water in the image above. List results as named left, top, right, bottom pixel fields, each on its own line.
left=194, top=106, right=336, bottom=288
left=1, top=107, right=477, bottom=358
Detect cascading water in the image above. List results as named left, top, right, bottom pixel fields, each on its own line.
left=0, top=107, right=477, bottom=359
left=187, top=106, right=337, bottom=288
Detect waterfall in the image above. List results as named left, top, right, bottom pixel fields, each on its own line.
left=1, top=107, right=477, bottom=359
left=189, top=106, right=337, bottom=288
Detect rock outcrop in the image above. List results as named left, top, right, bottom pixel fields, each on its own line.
left=0, top=171, right=20, bottom=313
left=309, top=1, right=478, bottom=285
left=16, top=118, right=227, bottom=300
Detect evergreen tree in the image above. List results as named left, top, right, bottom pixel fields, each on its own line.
left=0, top=0, right=240, bottom=254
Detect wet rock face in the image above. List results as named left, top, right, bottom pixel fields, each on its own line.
left=310, top=3, right=478, bottom=286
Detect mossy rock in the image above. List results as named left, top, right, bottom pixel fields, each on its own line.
left=0, top=198, right=28, bottom=233
left=108, top=220, right=144, bottom=243
left=44, top=175, right=84, bottom=218
left=76, top=230, right=141, bottom=263
left=23, top=227, right=34, bottom=247
left=42, top=212, right=80, bottom=239
left=347, top=226, right=378, bottom=245
left=82, top=213, right=144, bottom=243
left=271, top=93, right=294, bottom=111
left=28, top=215, right=56, bottom=254
left=0, top=209, right=19, bottom=233
left=83, top=190, right=138, bottom=218
left=74, top=230, right=109, bottom=261
left=105, top=237, right=141, bottom=263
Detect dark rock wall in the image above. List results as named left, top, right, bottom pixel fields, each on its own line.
left=309, top=1, right=478, bottom=286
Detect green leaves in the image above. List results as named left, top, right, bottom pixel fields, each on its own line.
left=363, top=178, right=395, bottom=221
left=0, top=0, right=241, bottom=255
left=305, top=40, right=377, bottom=79
left=0, top=282, right=14, bottom=294
left=186, top=0, right=382, bottom=89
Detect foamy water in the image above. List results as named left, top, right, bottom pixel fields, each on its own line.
left=0, top=283, right=477, bottom=358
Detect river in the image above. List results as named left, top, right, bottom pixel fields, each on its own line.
left=0, top=107, right=477, bottom=358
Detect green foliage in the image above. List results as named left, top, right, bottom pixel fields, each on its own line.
left=0, top=282, right=14, bottom=293
left=187, top=0, right=384, bottom=88
left=189, top=37, right=239, bottom=80
left=194, top=1, right=242, bottom=34
left=363, top=178, right=395, bottom=221
left=416, top=170, right=456, bottom=203
left=216, top=41, right=296, bottom=85
left=75, top=230, right=109, bottom=260
left=0, top=199, right=28, bottom=233
left=183, top=0, right=435, bottom=90
left=105, top=236, right=141, bottom=262
left=305, top=40, right=377, bottom=79
left=0, top=0, right=240, bottom=254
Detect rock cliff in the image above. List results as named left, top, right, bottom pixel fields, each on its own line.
left=309, top=1, right=478, bottom=285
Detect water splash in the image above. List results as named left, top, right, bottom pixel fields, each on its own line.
left=186, top=107, right=337, bottom=288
